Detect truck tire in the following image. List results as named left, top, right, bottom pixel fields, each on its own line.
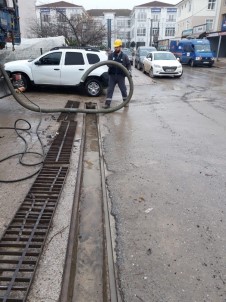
left=149, top=68, right=155, bottom=78
left=12, top=73, right=30, bottom=91
left=190, top=60, right=195, bottom=67
left=85, top=78, right=103, bottom=97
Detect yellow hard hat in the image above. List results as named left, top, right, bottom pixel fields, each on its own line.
left=114, top=39, right=122, bottom=47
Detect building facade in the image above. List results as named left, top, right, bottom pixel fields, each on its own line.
left=87, top=9, right=131, bottom=49
left=36, top=1, right=85, bottom=26
left=17, top=0, right=226, bottom=57
left=130, top=1, right=177, bottom=47
left=175, top=0, right=226, bottom=58
left=175, top=0, right=219, bottom=38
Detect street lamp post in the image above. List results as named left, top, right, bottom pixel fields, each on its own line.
left=149, top=19, right=153, bottom=46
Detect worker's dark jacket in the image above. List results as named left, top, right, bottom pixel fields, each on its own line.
left=108, top=51, right=131, bottom=77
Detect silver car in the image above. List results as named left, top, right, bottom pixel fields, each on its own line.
left=122, top=48, right=133, bottom=66
left=143, top=51, right=183, bottom=78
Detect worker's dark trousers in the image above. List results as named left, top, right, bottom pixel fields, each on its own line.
left=106, top=74, right=127, bottom=105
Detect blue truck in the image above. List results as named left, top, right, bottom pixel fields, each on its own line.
left=0, top=0, right=20, bottom=49
left=170, top=39, right=214, bottom=67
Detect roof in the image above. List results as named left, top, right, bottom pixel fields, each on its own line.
left=135, top=1, right=175, bottom=7
left=37, top=1, right=82, bottom=8
left=87, top=9, right=131, bottom=17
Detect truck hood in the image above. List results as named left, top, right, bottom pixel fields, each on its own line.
left=195, top=52, right=214, bottom=57
left=4, top=60, right=31, bottom=68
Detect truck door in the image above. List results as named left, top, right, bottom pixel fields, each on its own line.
left=32, top=52, right=62, bottom=85
left=182, top=43, right=194, bottom=64
left=60, top=51, right=86, bottom=85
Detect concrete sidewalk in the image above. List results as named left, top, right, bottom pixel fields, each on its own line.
left=214, top=57, right=226, bottom=68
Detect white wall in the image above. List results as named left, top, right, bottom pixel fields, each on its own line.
left=18, top=0, right=37, bottom=38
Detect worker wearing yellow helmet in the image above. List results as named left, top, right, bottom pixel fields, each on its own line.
left=103, top=39, right=132, bottom=108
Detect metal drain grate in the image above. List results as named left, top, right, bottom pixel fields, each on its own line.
left=0, top=121, right=77, bottom=302
left=44, top=121, right=77, bottom=165
left=57, top=100, right=80, bottom=122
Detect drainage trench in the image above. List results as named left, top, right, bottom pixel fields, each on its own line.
left=60, top=103, right=119, bottom=302
left=0, top=101, right=118, bottom=302
left=0, top=102, right=78, bottom=302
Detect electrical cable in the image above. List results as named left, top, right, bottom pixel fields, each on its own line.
left=0, top=93, right=46, bottom=183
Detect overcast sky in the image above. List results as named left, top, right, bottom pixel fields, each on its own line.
left=36, top=0, right=180, bottom=10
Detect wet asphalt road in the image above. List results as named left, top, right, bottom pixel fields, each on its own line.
left=101, top=65, right=226, bottom=302
left=0, top=64, right=226, bottom=302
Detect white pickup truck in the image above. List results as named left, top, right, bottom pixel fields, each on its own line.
left=4, top=47, right=109, bottom=97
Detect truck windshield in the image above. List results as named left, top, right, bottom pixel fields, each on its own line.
left=194, top=44, right=211, bottom=52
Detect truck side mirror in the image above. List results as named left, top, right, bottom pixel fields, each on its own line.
left=34, top=60, right=41, bottom=66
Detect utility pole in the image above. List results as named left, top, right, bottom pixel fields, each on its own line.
left=107, top=19, right=111, bottom=49
left=149, top=19, right=153, bottom=46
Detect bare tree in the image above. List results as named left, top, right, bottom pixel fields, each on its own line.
left=29, top=11, right=107, bottom=47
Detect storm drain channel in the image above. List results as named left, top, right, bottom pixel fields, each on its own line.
left=60, top=105, right=119, bottom=302
left=0, top=101, right=119, bottom=302
left=0, top=113, right=77, bottom=301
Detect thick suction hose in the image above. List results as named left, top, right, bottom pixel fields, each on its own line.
left=0, top=61, right=133, bottom=114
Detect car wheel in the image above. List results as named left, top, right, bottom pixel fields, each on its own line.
left=142, top=65, right=146, bottom=74
left=190, top=60, right=195, bottom=67
left=85, top=78, right=103, bottom=97
left=175, top=72, right=183, bottom=78
left=12, top=73, right=30, bottom=91
left=149, top=68, right=155, bottom=78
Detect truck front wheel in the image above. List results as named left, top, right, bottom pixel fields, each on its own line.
left=12, top=73, right=30, bottom=91
left=85, top=78, right=103, bottom=97
left=190, top=60, right=195, bottom=67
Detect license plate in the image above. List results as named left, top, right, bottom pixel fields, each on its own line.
left=165, top=69, right=173, bottom=72
left=203, top=62, right=209, bottom=64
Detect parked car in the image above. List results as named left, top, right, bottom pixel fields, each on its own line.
left=122, top=48, right=133, bottom=65
left=143, top=51, right=183, bottom=78
left=135, top=46, right=157, bottom=70
left=4, top=47, right=109, bottom=97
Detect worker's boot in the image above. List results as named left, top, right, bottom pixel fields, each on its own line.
left=102, top=102, right=111, bottom=109
left=123, top=98, right=129, bottom=107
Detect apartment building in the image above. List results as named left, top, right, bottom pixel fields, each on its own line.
left=175, top=0, right=219, bottom=38
left=36, top=1, right=85, bottom=25
left=87, top=9, right=131, bottom=49
left=176, top=0, right=226, bottom=58
left=130, top=1, right=177, bottom=47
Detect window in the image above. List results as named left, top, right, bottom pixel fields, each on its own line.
left=183, top=44, right=193, bottom=52
left=206, top=19, right=213, bottom=31
left=152, top=14, right=159, bottom=21
left=42, top=14, right=50, bottom=22
left=138, top=10, right=146, bottom=21
left=0, top=0, right=7, bottom=7
left=208, top=0, right=216, bottom=10
left=137, top=28, right=146, bottom=36
left=188, top=1, right=192, bottom=11
left=40, top=52, right=62, bottom=65
left=152, top=28, right=159, bottom=36
left=87, top=53, right=100, bottom=64
left=117, top=20, right=125, bottom=27
left=165, top=27, right=175, bottom=36
left=65, top=52, right=84, bottom=65
left=167, top=14, right=176, bottom=22
left=57, top=13, right=67, bottom=22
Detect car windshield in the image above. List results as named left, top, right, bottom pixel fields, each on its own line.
left=194, top=44, right=211, bottom=52
left=123, top=49, right=132, bottom=55
left=153, top=52, right=176, bottom=60
left=140, top=49, right=152, bottom=56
